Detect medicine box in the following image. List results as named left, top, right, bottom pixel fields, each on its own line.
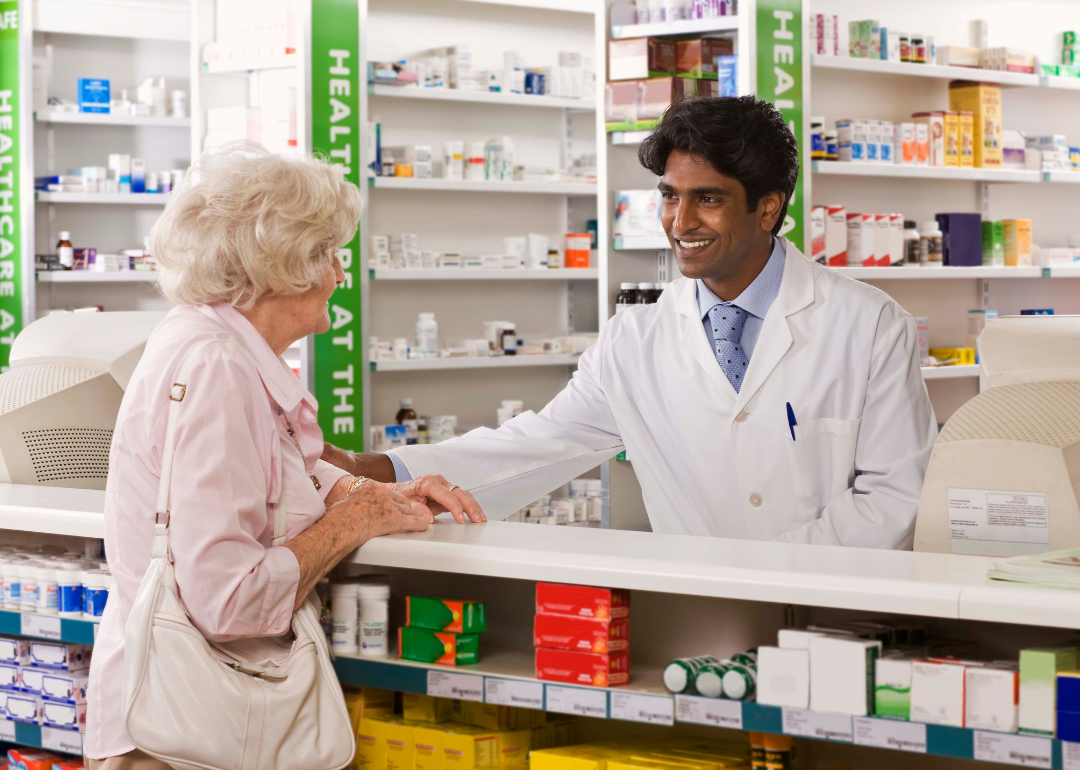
left=810, top=207, right=826, bottom=264
left=808, top=636, right=881, bottom=716
left=608, top=38, right=677, bottom=80
left=406, top=596, right=487, bottom=634
left=949, top=82, right=1003, bottom=168
left=0, top=638, right=28, bottom=666
left=1057, top=672, right=1080, bottom=742
left=824, top=206, right=847, bottom=267
left=936, top=213, right=983, bottom=267
left=40, top=699, right=83, bottom=731
left=778, top=629, right=827, bottom=650
left=18, top=667, right=45, bottom=695
left=5, top=692, right=40, bottom=724
left=874, top=214, right=891, bottom=266
left=452, top=699, right=509, bottom=730
left=6, top=750, right=64, bottom=770
left=937, top=46, right=982, bottom=68
left=443, top=724, right=502, bottom=769
left=866, top=121, right=881, bottom=162
left=944, top=112, right=961, bottom=167
left=397, top=627, right=479, bottom=666
left=534, top=614, right=629, bottom=654
left=875, top=656, right=914, bottom=720
left=966, top=665, right=1019, bottom=733
left=1002, top=219, right=1032, bottom=266
left=757, top=646, right=809, bottom=708
left=1020, top=647, right=1078, bottom=735
left=356, top=717, right=391, bottom=770
left=846, top=213, right=875, bottom=268
left=385, top=719, right=418, bottom=770
left=413, top=726, right=446, bottom=770
left=536, top=583, right=630, bottom=619
left=77, top=78, right=110, bottom=113
left=676, top=38, right=734, bottom=79
left=28, top=642, right=90, bottom=672
left=0, top=663, right=17, bottom=692
left=911, top=660, right=967, bottom=727
left=915, top=123, right=930, bottom=166
left=895, top=123, right=916, bottom=165
left=535, top=647, right=629, bottom=687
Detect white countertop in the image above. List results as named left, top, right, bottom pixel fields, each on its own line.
left=0, top=483, right=1070, bottom=629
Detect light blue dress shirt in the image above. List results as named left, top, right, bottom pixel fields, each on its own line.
left=697, top=237, right=786, bottom=363
left=391, top=239, right=787, bottom=483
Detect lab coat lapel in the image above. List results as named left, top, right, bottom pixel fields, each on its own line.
left=734, top=240, right=816, bottom=414
left=673, top=278, right=739, bottom=398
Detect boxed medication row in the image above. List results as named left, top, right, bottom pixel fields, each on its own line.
left=605, top=68, right=737, bottom=132
left=608, top=37, right=733, bottom=81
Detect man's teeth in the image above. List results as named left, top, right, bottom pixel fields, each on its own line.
left=678, top=239, right=713, bottom=248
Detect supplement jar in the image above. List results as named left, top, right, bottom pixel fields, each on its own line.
left=329, top=581, right=360, bottom=655
left=358, top=578, right=391, bottom=657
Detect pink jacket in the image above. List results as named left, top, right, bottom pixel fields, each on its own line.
left=85, top=304, right=349, bottom=760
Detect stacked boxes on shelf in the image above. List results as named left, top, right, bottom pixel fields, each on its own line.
left=398, top=596, right=487, bottom=667
left=0, top=638, right=90, bottom=735
left=534, top=583, right=630, bottom=687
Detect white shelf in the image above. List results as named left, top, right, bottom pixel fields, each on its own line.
left=371, top=268, right=598, bottom=281
left=812, top=161, right=1040, bottom=183
left=35, top=112, right=190, bottom=128
left=33, top=0, right=189, bottom=41
left=35, top=192, right=169, bottom=204
left=371, top=354, right=582, bottom=372
left=810, top=54, right=1041, bottom=87
left=1042, top=75, right=1080, bottom=91
left=372, top=177, right=597, bottom=195
left=611, top=16, right=739, bottom=40
left=0, top=484, right=104, bottom=539
left=202, top=54, right=299, bottom=74
left=457, top=0, right=594, bottom=12
left=834, top=266, right=1043, bottom=279
left=1050, top=266, right=1080, bottom=278
left=370, top=85, right=594, bottom=111
left=921, top=365, right=980, bottom=380
left=610, top=130, right=652, bottom=146
left=1042, top=170, right=1080, bottom=183
left=35, top=271, right=157, bottom=283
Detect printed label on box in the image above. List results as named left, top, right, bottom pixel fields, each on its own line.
left=484, top=678, right=543, bottom=710
left=974, top=731, right=1051, bottom=768
left=609, top=692, right=674, bottom=726
left=21, top=614, right=61, bottom=641
left=675, top=695, right=744, bottom=730
left=948, top=489, right=1049, bottom=554
left=1063, top=741, right=1080, bottom=770
left=42, top=725, right=83, bottom=754
left=426, top=671, right=483, bottom=702
left=782, top=707, right=854, bottom=742
left=544, top=685, right=607, bottom=719
left=0, top=719, right=13, bottom=742
left=853, top=717, right=926, bottom=753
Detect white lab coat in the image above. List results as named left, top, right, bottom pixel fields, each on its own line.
left=396, top=239, right=938, bottom=548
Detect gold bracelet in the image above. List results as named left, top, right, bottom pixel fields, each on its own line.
left=347, top=476, right=371, bottom=496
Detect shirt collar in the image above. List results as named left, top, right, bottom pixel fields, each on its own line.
left=195, top=303, right=312, bottom=413
left=697, top=237, right=787, bottom=322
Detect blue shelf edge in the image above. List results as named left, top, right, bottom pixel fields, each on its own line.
left=0, top=610, right=98, bottom=645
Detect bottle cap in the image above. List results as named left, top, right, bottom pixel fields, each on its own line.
left=400, top=398, right=413, bottom=408
left=59, top=231, right=70, bottom=240
left=357, top=583, right=391, bottom=600
left=619, top=283, right=637, bottom=290
left=638, top=283, right=656, bottom=290
left=904, top=220, right=917, bottom=229
left=920, top=221, right=941, bottom=233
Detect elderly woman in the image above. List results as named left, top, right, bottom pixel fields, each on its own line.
left=84, top=143, right=484, bottom=769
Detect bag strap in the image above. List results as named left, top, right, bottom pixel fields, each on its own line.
left=152, top=337, right=289, bottom=561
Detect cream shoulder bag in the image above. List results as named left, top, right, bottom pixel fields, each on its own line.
left=122, top=338, right=355, bottom=770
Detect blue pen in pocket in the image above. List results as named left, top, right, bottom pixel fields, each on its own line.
left=786, top=402, right=797, bottom=440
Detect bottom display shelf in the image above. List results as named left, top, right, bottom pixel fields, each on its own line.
left=334, top=650, right=1078, bottom=768
left=0, top=722, right=83, bottom=756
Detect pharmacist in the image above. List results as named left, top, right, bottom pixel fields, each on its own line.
left=326, top=96, right=937, bottom=548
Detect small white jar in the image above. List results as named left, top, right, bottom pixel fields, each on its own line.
left=329, top=582, right=360, bottom=655
left=20, top=563, right=39, bottom=613
left=36, top=565, right=58, bottom=615
left=358, top=580, right=391, bottom=657
left=57, top=568, right=83, bottom=618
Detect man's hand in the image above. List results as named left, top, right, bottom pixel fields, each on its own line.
left=322, top=442, right=396, bottom=482
left=396, top=475, right=486, bottom=524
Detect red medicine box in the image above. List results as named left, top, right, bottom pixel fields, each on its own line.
left=535, top=647, right=630, bottom=688
left=534, top=614, right=629, bottom=654
left=536, top=583, right=630, bottom=620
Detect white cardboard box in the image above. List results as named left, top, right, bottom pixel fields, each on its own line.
left=809, top=636, right=882, bottom=716
left=966, top=665, right=1019, bottom=733
left=778, top=629, right=827, bottom=650
left=758, top=646, right=810, bottom=708
left=911, top=660, right=967, bottom=727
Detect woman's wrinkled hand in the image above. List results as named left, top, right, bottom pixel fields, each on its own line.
left=394, top=475, right=487, bottom=524
left=331, top=480, right=433, bottom=541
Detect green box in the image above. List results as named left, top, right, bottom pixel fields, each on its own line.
left=875, top=657, right=913, bottom=720
left=1064, top=31, right=1077, bottom=47
left=398, top=627, right=480, bottom=666
left=1019, top=647, right=1078, bottom=735
left=849, top=21, right=861, bottom=57
left=982, top=221, right=1004, bottom=267
left=406, top=596, right=487, bottom=634
left=1043, top=64, right=1062, bottom=77
left=1064, top=48, right=1077, bottom=65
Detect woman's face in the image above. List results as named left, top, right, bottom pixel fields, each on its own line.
left=298, top=253, right=344, bottom=336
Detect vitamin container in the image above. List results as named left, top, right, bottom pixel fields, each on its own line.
left=416, top=313, right=438, bottom=359
left=3, top=558, right=23, bottom=609
left=615, top=283, right=639, bottom=314
left=20, top=563, right=39, bottom=613
left=663, top=654, right=721, bottom=694
left=57, top=568, right=83, bottom=619
left=36, top=565, right=58, bottom=615
left=358, top=578, right=391, bottom=657
left=82, top=571, right=109, bottom=619
left=329, top=581, right=360, bottom=654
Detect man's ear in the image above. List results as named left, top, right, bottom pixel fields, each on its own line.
left=759, top=191, right=786, bottom=232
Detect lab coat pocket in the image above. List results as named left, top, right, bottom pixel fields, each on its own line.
left=786, top=417, right=861, bottom=518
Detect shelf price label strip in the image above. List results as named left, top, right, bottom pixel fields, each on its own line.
left=484, top=677, right=544, bottom=711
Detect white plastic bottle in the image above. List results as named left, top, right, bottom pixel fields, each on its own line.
left=416, top=313, right=438, bottom=359
left=20, top=563, right=38, bottom=613
left=329, top=582, right=360, bottom=655
left=36, top=564, right=58, bottom=615
left=358, top=580, right=391, bottom=657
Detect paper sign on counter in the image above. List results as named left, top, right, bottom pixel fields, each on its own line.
left=545, top=685, right=607, bottom=719
left=42, top=726, right=83, bottom=754
left=782, top=707, right=854, bottom=742
left=21, top=614, right=61, bottom=641
left=974, top=731, right=1052, bottom=768
left=610, top=692, right=674, bottom=726
left=1063, top=740, right=1080, bottom=770
left=675, top=695, right=743, bottom=730
left=948, top=488, right=1048, bottom=554
left=853, top=717, right=926, bottom=753
left=0, top=719, right=14, bottom=742
left=427, top=670, right=483, bottom=702
left=485, top=678, right=544, bottom=710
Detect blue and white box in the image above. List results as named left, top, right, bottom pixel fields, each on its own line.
left=0, top=638, right=29, bottom=666
left=28, top=641, right=90, bottom=672
left=5, top=693, right=40, bottom=724
left=131, top=157, right=146, bottom=193
left=41, top=672, right=88, bottom=705
left=41, top=699, right=83, bottom=731
left=78, top=78, right=111, bottom=113
left=18, top=666, right=44, bottom=695
left=0, top=664, right=18, bottom=693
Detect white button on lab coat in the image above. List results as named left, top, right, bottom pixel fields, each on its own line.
left=395, top=239, right=938, bottom=548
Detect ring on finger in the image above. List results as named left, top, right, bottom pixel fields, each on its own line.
left=447, top=484, right=459, bottom=492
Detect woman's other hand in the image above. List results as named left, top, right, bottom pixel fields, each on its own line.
left=330, top=480, right=433, bottom=541
left=394, top=475, right=486, bottom=524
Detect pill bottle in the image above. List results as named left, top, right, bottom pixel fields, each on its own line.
left=615, top=283, right=639, bottom=314
left=396, top=398, right=419, bottom=445
left=57, top=568, right=83, bottom=619
left=899, top=33, right=911, bottom=62
left=694, top=661, right=732, bottom=698
left=20, top=563, right=39, bottom=613
left=82, top=571, right=101, bottom=619
left=358, top=578, right=391, bottom=657
left=749, top=732, right=766, bottom=770
left=762, top=734, right=795, bottom=770
left=920, top=220, right=943, bottom=266
left=912, top=34, right=927, bottom=63
left=825, top=129, right=839, bottom=160
left=501, top=323, right=518, bottom=356
left=329, top=581, right=360, bottom=655
left=465, top=141, right=486, bottom=181
left=636, top=283, right=657, bottom=304
left=444, top=141, right=464, bottom=180
left=904, top=220, right=921, bottom=264
left=56, top=232, right=74, bottom=270
left=3, top=558, right=22, bottom=610
left=36, top=565, right=58, bottom=616
left=810, top=117, right=826, bottom=159
left=721, top=662, right=757, bottom=700
left=98, top=572, right=112, bottom=616
left=416, top=313, right=438, bottom=359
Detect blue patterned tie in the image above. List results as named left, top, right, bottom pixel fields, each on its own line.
left=709, top=304, right=749, bottom=392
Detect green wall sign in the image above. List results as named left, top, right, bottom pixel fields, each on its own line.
left=0, top=0, right=22, bottom=369
left=756, top=0, right=806, bottom=254
left=311, top=0, right=363, bottom=450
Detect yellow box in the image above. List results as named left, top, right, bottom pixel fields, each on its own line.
left=549, top=718, right=577, bottom=747
left=609, top=759, right=711, bottom=770
left=529, top=745, right=633, bottom=770
left=344, top=686, right=396, bottom=733
left=929, top=347, right=976, bottom=366
left=944, top=112, right=960, bottom=167
left=957, top=112, right=974, bottom=167
left=415, top=726, right=447, bottom=770
left=443, top=724, right=501, bottom=768
left=355, top=717, right=392, bottom=770
left=386, top=721, right=421, bottom=770
left=404, top=693, right=453, bottom=724
left=453, top=700, right=508, bottom=730
left=497, top=729, right=532, bottom=766
left=949, top=83, right=1002, bottom=168
left=1003, top=218, right=1033, bottom=266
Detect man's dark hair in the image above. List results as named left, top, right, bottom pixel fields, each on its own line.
left=638, top=96, right=800, bottom=236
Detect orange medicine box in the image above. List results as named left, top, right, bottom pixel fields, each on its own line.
left=535, top=647, right=630, bottom=687
left=944, top=112, right=961, bottom=167
left=534, top=614, right=629, bottom=654
left=536, top=583, right=630, bottom=620
left=7, top=750, right=65, bottom=770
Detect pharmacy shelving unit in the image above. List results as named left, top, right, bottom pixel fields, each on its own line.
left=21, top=0, right=189, bottom=331
left=371, top=268, right=600, bottom=281
left=370, top=353, right=582, bottom=372
left=5, top=484, right=1080, bottom=768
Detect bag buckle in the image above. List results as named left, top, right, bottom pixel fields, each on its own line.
left=170, top=383, right=186, bottom=401
left=155, top=510, right=170, bottom=527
